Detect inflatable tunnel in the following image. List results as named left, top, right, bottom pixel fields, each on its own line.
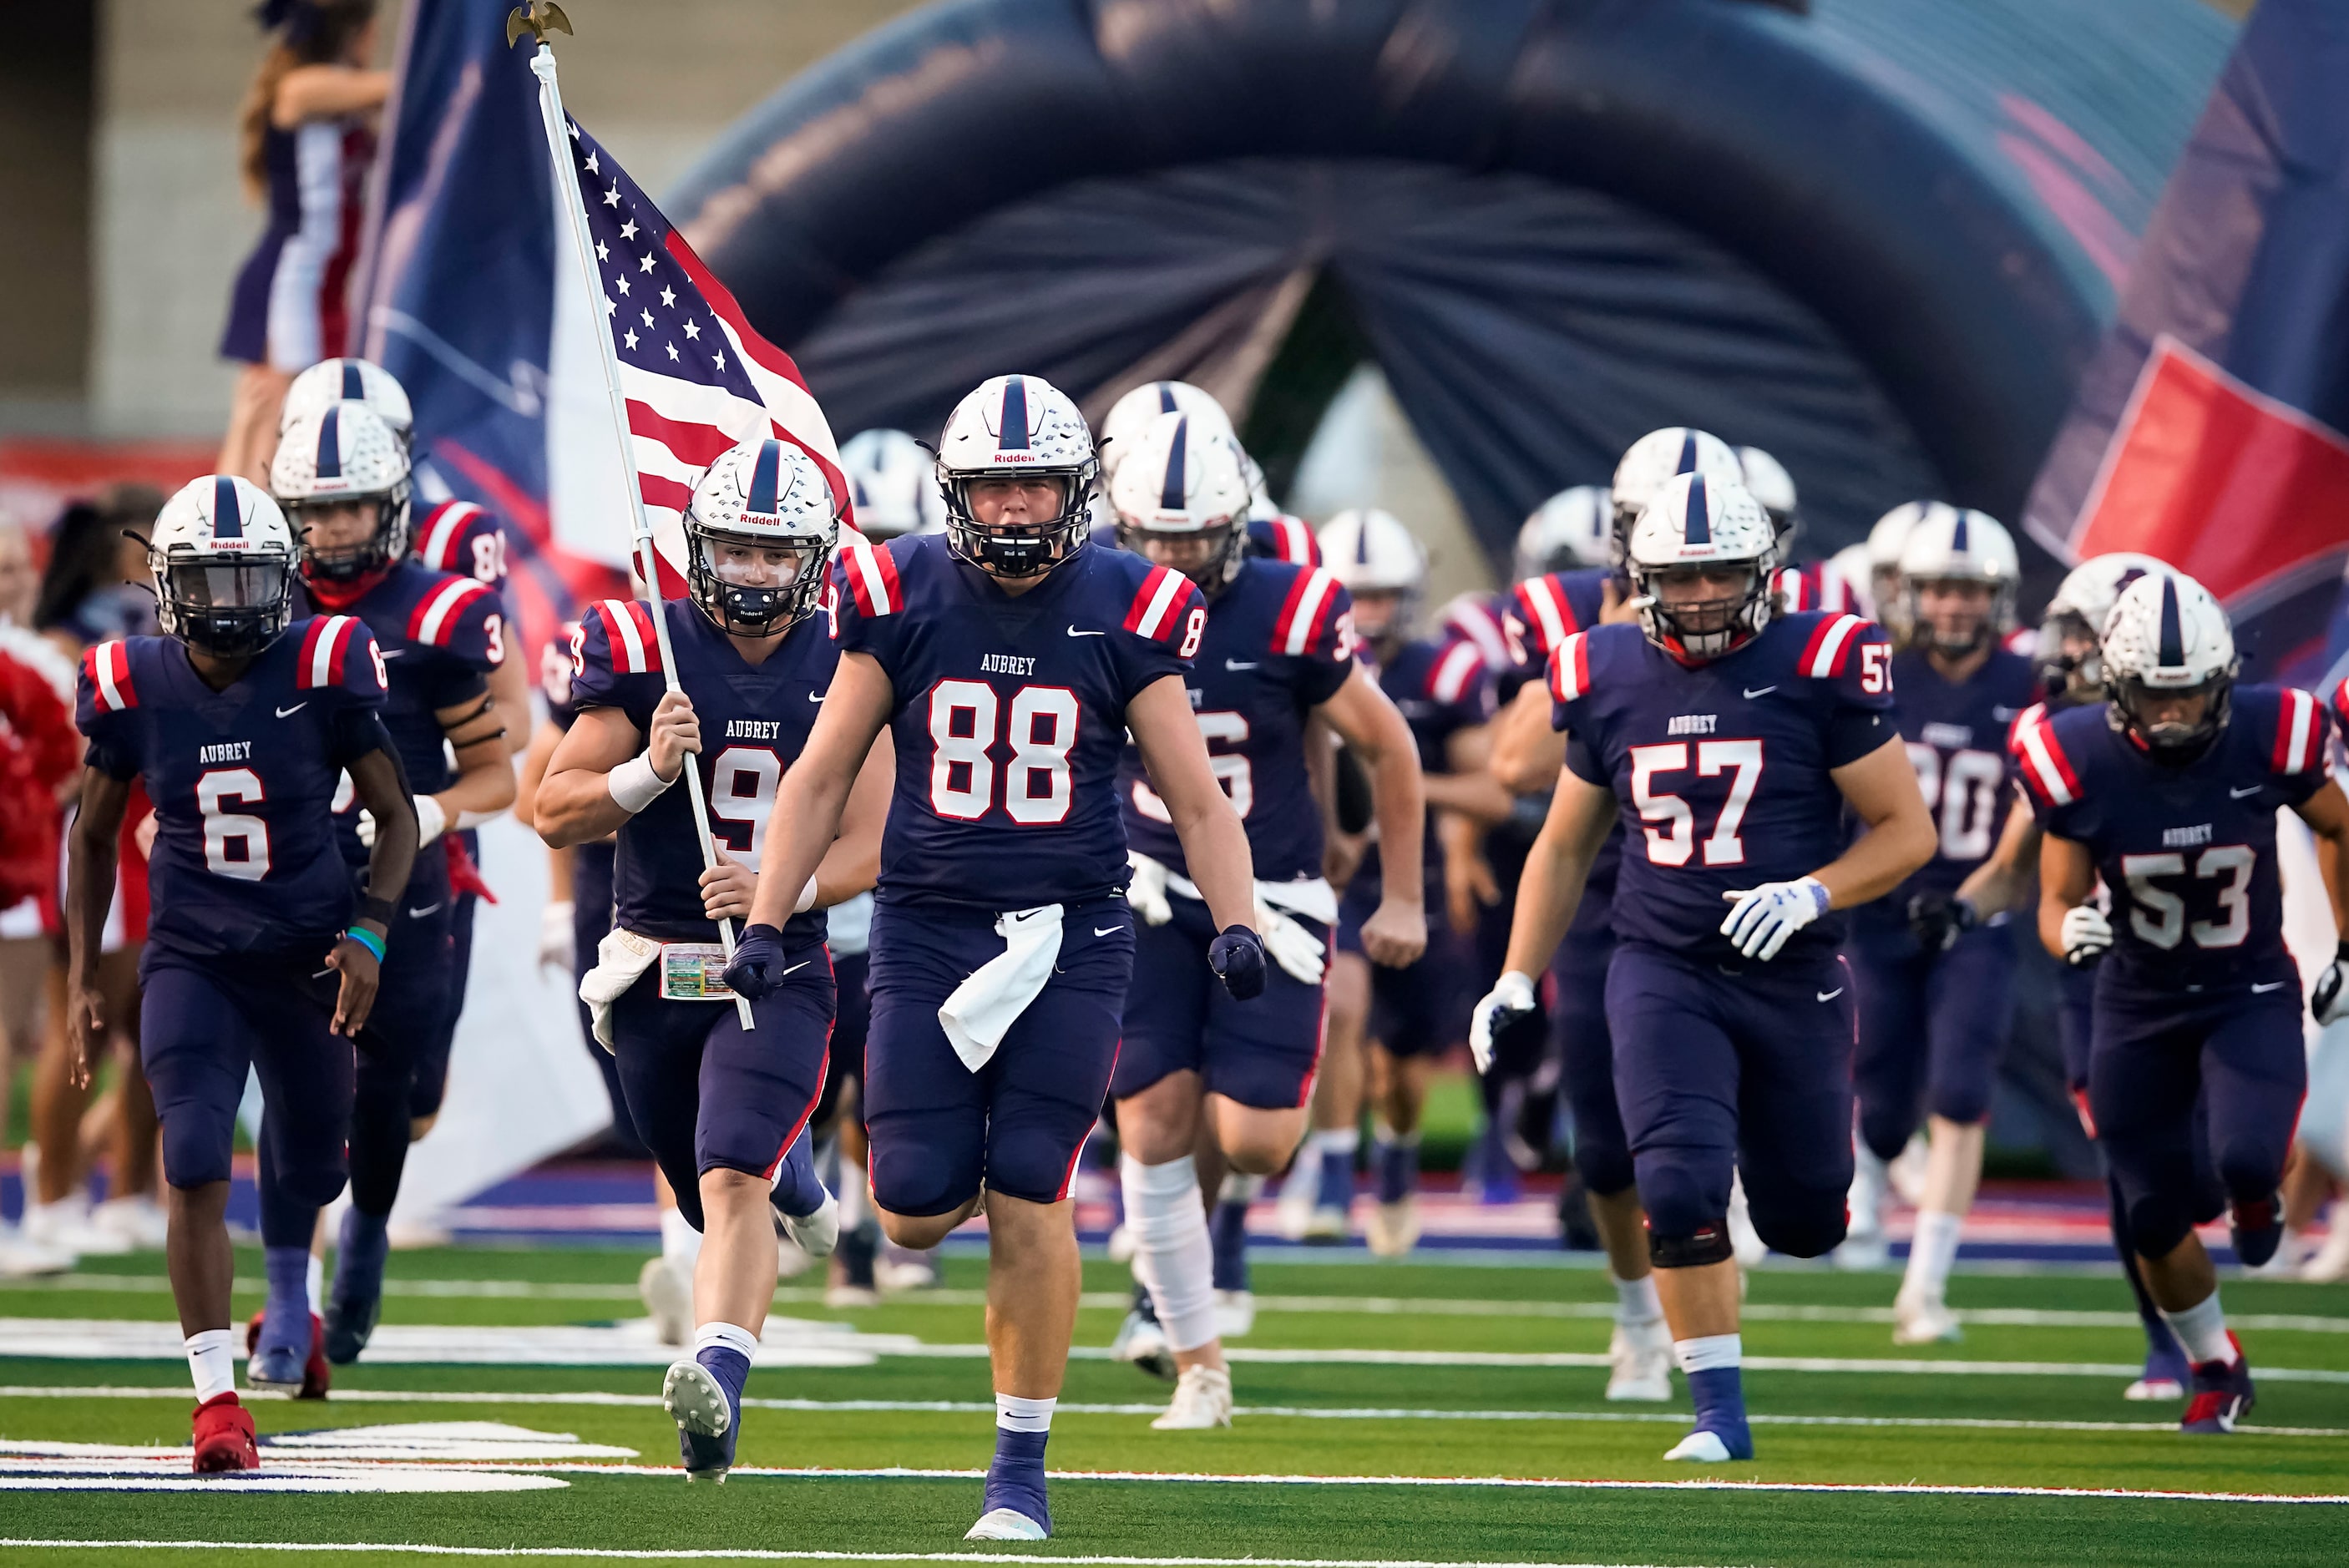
left=669, top=0, right=2232, bottom=574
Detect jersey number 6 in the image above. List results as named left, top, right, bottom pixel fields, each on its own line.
left=929, top=680, right=1079, bottom=825
left=197, top=768, right=271, bottom=881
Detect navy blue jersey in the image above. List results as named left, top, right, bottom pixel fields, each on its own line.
left=1249, top=513, right=1321, bottom=568
left=1553, top=611, right=1897, bottom=964
left=833, top=534, right=1204, bottom=911
left=1510, top=567, right=1624, bottom=911
left=1856, top=646, right=2038, bottom=928
left=301, top=562, right=502, bottom=801
left=413, top=498, right=509, bottom=615
left=1354, top=632, right=1496, bottom=897
left=2020, top=685, right=2330, bottom=994
left=75, top=620, right=388, bottom=961
left=1119, top=559, right=1354, bottom=883
left=570, top=597, right=837, bottom=947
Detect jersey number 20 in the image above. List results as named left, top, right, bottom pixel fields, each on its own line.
left=929, top=680, right=1077, bottom=825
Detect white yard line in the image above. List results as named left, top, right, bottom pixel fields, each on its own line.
left=0, top=1546, right=1699, bottom=1567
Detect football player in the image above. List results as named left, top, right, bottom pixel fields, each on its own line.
left=1311, top=508, right=1510, bottom=1254
left=538, top=436, right=890, bottom=1480
left=1097, top=381, right=1319, bottom=566
left=1474, top=473, right=1935, bottom=1461
left=1840, top=508, right=2038, bottom=1342
left=271, top=400, right=515, bottom=1366
left=724, top=374, right=1263, bottom=1540
left=65, top=475, right=418, bottom=1466
left=1108, top=412, right=1426, bottom=1426
left=839, top=427, right=947, bottom=540
left=2024, top=571, right=2349, bottom=1433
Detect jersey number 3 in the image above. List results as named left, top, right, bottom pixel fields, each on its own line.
left=929, top=680, right=1078, bottom=825
left=1629, top=740, right=1762, bottom=867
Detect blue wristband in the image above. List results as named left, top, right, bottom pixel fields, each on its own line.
left=343, top=926, right=387, bottom=962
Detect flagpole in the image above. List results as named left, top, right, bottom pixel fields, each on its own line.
left=525, top=33, right=754, bottom=1029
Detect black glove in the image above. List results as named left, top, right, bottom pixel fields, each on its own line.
left=721, top=923, right=788, bottom=1000
left=1208, top=925, right=1268, bottom=1001
left=1906, top=891, right=1978, bottom=953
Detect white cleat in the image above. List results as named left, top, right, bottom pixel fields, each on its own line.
left=639, top=1255, right=693, bottom=1348
left=965, top=1508, right=1050, bottom=1541
left=1725, top=1175, right=1766, bottom=1269
left=2301, top=1221, right=2349, bottom=1282
left=1109, top=1308, right=1177, bottom=1382
left=1834, top=1232, right=1890, bottom=1272
left=1892, top=1292, right=1963, bottom=1346
left=90, top=1195, right=170, bottom=1251
left=23, top=1196, right=129, bottom=1258
left=0, top=1226, right=74, bottom=1280
left=1213, top=1288, right=1257, bottom=1339
left=2124, top=1376, right=2185, bottom=1402
left=661, top=1357, right=737, bottom=1483
left=1605, top=1318, right=1673, bottom=1402
left=1106, top=1223, right=1138, bottom=1264
left=1663, top=1430, right=1734, bottom=1463
left=876, top=1254, right=939, bottom=1292
left=1273, top=1173, right=1316, bottom=1242
left=1365, top=1196, right=1420, bottom=1257
left=779, top=1188, right=839, bottom=1262
left=1151, top=1364, right=1233, bottom=1429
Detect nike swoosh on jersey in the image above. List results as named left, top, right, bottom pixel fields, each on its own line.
left=378, top=648, right=405, bottom=659
left=1816, top=987, right=1845, bottom=1003
left=275, top=702, right=308, bottom=718
left=1992, top=706, right=2021, bottom=721
left=2250, top=980, right=2289, bottom=993
left=1744, top=685, right=1777, bottom=699
left=2230, top=785, right=2264, bottom=799
left=782, top=960, right=811, bottom=976
left=1095, top=925, right=1121, bottom=936
left=408, top=903, right=443, bottom=917
left=808, top=690, right=826, bottom=701
left=1225, top=659, right=1259, bottom=671
left=1067, top=626, right=1107, bottom=637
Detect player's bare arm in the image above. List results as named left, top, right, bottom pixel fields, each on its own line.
left=1497, top=766, right=1618, bottom=985
left=1490, top=680, right=1567, bottom=795
left=274, top=64, right=392, bottom=125
left=741, top=649, right=894, bottom=933
left=485, top=650, right=534, bottom=759
left=1423, top=721, right=1512, bottom=824
left=1812, top=735, right=1938, bottom=908
left=1954, top=789, right=2041, bottom=915
left=2034, top=830, right=2098, bottom=963
left=2291, top=776, right=2349, bottom=934
left=337, top=745, right=422, bottom=1037
left=62, top=766, right=132, bottom=1089
left=432, top=689, right=517, bottom=827
left=810, top=727, right=896, bottom=909
left=1315, top=664, right=1426, bottom=965
left=1128, top=672, right=1258, bottom=934
left=535, top=693, right=699, bottom=848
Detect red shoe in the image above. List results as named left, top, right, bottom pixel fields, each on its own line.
left=246, top=1308, right=332, bottom=1399
left=2181, top=1333, right=2256, bottom=1434
left=191, top=1393, right=259, bottom=1473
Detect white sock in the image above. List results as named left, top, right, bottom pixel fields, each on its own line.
left=661, top=1207, right=703, bottom=1269
left=186, top=1328, right=237, bottom=1404
left=837, top=1166, right=870, bottom=1232
left=1371, top=1121, right=1419, bottom=1148
left=1219, top=1171, right=1265, bottom=1206
left=691, top=1320, right=759, bottom=1362
left=995, top=1392, right=1056, bottom=1433
left=2161, top=1289, right=2238, bottom=1367
left=1310, top=1126, right=1359, bottom=1157
left=1122, top=1153, right=1219, bottom=1353
left=1849, top=1142, right=1887, bottom=1229
left=305, top=1254, right=325, bottom=1316
left=1671, top=1333, right=1742, bottom=1374
left=1614, top=1273, right=1663, bottom=1328
left=1901, top=1209, right=1964, bottom=1302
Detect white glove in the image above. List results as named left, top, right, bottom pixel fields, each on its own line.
left=1469, top=969, right=1539, bottom=1075
left=1255, top=901, right=1327, bottom=985
left=2314, top=948, right=2349, bottom=1024
left=1719, top=877, right=1830, bottom=961
left=2059, top=903, right=2113, bottom=968
left=539, top=900, right=575, bottom=974
left=1125, top=852, right=1172, bottom=926
left=358, top=793, right=447, bottom=848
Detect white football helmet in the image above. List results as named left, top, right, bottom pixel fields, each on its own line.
left=1515, top=486, right=1612, bottom=581
left=1101, top=382, right=1233, bottom=475
left=1610, top=427, right=1741, bottom=546
left=2038, top=551, right=2168, bottom=695
left=281, top=357, right=413, bottom=441
left=1897, top=506, right=2018, bottom=656
left=2100, top=570, right=2236, bottom=756
left=838, top=427, right=944, bottom=540
left=935, top=374, right=1097, bottom=577
left=1826, top=542, right=1876, bottom=620
left=1866, top=502, right=1935, bottom=635
left=148, top=475, right=299, bottom=658
left=273, top=401, right=413, bottom=585
left=1320, top=508, right=1425, bottom=643
left=1624, top=472, right=1777, bottom=660
left=1106, top=410, right=1253, bottom=590
left=1737, top=447, right=1799, bottom=544
left=685, top=437, right=841, bottom=637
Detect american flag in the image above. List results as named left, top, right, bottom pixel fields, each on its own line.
left=564, top=116, right=849, bottom=592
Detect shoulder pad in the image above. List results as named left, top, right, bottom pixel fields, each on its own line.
left=406, top=574, right=495, bottom=647
left=414, top=501, right=489, bottom=574
left=295, top=615, right=371, bottom=690
left=1795, top=613, right=1875, bottom=680
left=1426, top=637, right=1487, bottom=705
left=1510, top=574, right=1586, bottom=663
left=1547, top=631, right=1592, bottom=706
left=1271, top=566, right=1346, bottom=658
left=2005, top=700, right=2048, bottom=756
left=2013, top=709, right=2084, bottom=807
left=838, top=535, right=902, bottom=618
left=586, top=598, right=664, bottom=675
left=1258, top=513, right=1320, bottom=567
left=1124, top=563, right=1206, bottom=648
left=2271, top=686, right=2326, bottom=776
left=80, top=640, right=139, bottom=713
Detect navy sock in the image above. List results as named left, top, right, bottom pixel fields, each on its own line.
left=1209, top=1200, right=1250, bottom=1292
left=695, top=1343, right=750, bottom=1419
left=1686, top=1365, right=1754, bottom=1458
left=335, top=1206, right=391, bottom=1301
left=259, top=1246, right=311, bottom=1354
left=1317, top=1146, right=1355, bottom=1211
left=769, top=1130, right=827, bottom=1221
left=985, top=1426, right=1050, bottom=1530
left=1374, top=1139, right=1416, bottom=1206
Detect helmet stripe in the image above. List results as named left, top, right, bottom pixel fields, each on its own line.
left=1161, top=417, right=1189, bottom=511
left=2157, top=577, right=2184, bottom=667
left=1157, top=383, right=1178, bottom=413
left=316, top=405, right=343, bottom=479
left=998, top=377, right=1030, bottom=452
left=1951, top=509, right=1970, bottom=553
left=342, top=362, right=365, bottom=401
left=1684, top=476, right=1710, bottom=545
left=746, top=439, right=783, bottom=514
left=1676, top=432, right=1697, bottom=473
left=212, top=476, right=244, bottom=539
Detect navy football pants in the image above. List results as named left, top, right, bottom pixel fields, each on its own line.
left=1549, top=923, right=1634, bottom=1197
left=610, top=934, right=835, bottom=1234
left=1607, top=943, right=1856, bottom=1259
left=142, top=953, right=352, bottom=1245
left=343, top=871, right=457, bottom=1216
left=2089, top=976, right=2301, bottom=1258
left=1115, top=894, right=1324, bottom=1110
left=1337, top=873, right=1470, bottom=1059
left=1850, top=921, right=2016, bottom=1158
left=863, top=898, right=1131, bottom=1216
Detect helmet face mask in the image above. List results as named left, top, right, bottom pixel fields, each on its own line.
left=937, top=376, right=1098, bottom=579
left=1107, top=409, right=1252, bottom=593
left=2098, top=571, right=2237, bottom=761
left=288, top=492, right=408, bottom=584
left=1624, top=473, right=1777, bottom=662
left=687, top=526, right=828, bottom=637
left=274, top=401, right=413, bottom=589
left=2111, top=674, right=2231, bottom=756
left=149, top=475, right=298, bottom=660
left=1905, top=574, right=2005, bottom=660
left=682, top=435, right=842, bottom=637
left=2037, top=552, right=2164, bottom=699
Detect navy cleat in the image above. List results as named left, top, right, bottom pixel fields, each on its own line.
left=244, top=1311, right=330, bottom=1399
left=968, top=1426, right=1051, bottom=1540
left=323, top=1209, right=390, bottom=1365
left=2230, top=1194, right=2284, bottom=1269
left=663, top=1352, right=745, bottom=1481
left=1107, top=1277, right=1176, bottom=1382
left=2181, top=1334, right=2255, bottom=1434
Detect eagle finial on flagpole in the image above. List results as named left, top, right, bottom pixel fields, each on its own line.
left=506, top=1, right=572, bottom=48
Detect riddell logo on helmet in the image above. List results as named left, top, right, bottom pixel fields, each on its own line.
left=991, top=452, right=1039, bottom=463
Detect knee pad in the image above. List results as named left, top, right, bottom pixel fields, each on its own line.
left=1748, top=1191, right=1847, bottom=1260
left=1631, top=1151, right=1728, bottom=1241
left=159, top=1113, right=234, bottom=1191
left=2123, top=1188, right=2194, bottom=1260
left=1649, top=1221, right=1734, bottom=1269
left=868, top=1121, right=982, bottom=1219
left=1576, top=1133, right=1637, bottom=1200
left=2215, top=1135, right=2283, bottom=1204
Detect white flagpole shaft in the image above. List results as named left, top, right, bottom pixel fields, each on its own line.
left=530, top=43, right=753, bottom=1029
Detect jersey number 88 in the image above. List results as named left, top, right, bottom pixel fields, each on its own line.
left=929, top=680, right=1078, bottom=825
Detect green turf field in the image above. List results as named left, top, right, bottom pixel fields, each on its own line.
left=2, top=1244, right=2343, bottom=1565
